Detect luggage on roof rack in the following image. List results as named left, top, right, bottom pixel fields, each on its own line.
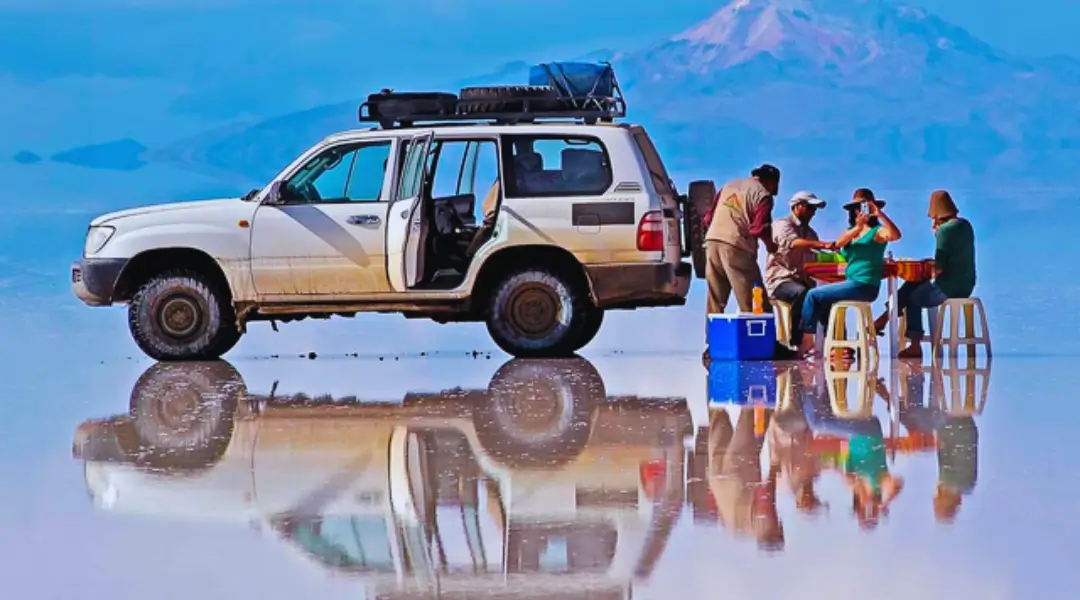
left=357, top=62, right=627, bottom=128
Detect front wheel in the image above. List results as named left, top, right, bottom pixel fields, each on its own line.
left=485, top=266, right=589, bottom=357
left=128, top=269, right=241, bottom=361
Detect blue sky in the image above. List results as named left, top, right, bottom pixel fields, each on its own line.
left=3, top=0, right=1078, bottom=137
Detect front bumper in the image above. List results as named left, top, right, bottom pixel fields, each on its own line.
left=585, top=261, right=691, bottom=309
left=71, top=258, right=128, bottom=307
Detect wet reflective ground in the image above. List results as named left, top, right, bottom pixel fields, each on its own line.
left=4, top=343, right=1078, bottom=599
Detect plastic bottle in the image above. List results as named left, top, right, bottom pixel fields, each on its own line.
left=752, top=284, right=764, bottom=314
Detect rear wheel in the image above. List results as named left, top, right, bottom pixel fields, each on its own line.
left=128, top=269, right=241, bottom=361
left=485, top=266, right=589, bottom=357
left=570, top=306, right=604, bottom=352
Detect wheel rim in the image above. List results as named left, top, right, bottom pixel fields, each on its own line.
left=501, top=382, right=572, bottom=440
left=507, top=284, right=560, bottom=338
left=157, top=294, right=203, bottom=340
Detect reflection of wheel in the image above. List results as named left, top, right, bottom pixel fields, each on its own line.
left=485, top=266, right=590, bottom=358
left=129, top=361, right=244, bottom=470
left=128, top=270, right=241, bottom=361
left=474, top=358, right=604, bottom=469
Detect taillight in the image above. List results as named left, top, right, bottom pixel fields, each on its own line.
left=640, top=459, right=666, bottom=502
left=636, top=210, right=664, bottom=251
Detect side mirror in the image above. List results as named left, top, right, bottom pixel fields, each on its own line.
left=263, top=181, right=285, bottom=205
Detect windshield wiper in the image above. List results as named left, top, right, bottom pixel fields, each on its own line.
left=241, top=188, right=261, bottom=201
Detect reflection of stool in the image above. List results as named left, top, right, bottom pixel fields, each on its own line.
left=932, top=356, right=992, bottom=416
left=933, top=298, right=991, bottom=358
left=826, top=365, right=876, bottom=419
left=774, top=300, right=793, bottom=346
left=824, top=301, right=879, bottom=369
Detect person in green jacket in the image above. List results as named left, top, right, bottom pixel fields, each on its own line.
left=875, top=190, right=977, bottom=359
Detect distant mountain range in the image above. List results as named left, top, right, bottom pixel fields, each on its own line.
left=20, top=0, right=1080, bottom=191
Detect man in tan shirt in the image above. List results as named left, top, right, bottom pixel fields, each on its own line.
left=766, top=191, right=834, bottom=347
left=704, top=164, right=780, bottom=316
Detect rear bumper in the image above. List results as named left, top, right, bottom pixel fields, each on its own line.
left=71, top=258, right=128, bottom=307
left=585, top=261, right=691, bottom=309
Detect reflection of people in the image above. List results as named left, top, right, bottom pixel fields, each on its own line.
left=707, top=408, right=784, bottom=551
left=877, top=190, right=978, bottom=359
left=934, top=415, right=978, bottom=523
left=768, top=368, right=824, bottom=515
left=843, top=432, right=904, bottom=530
left=704, top=164, right=780, bottom=317
left=766, top=191, right=833, bottom=349
left=797, top=189, right=902, bottom=358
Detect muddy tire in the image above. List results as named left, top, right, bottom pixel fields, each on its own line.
left=128, top=269, right=241, bottom=361
left=474, top=358, right=603, bottom=469
left=129, top=361, right=244, bottom=470
left=485, top=266, right=590, bottom=358
left=569, top=306, right=604, bottom=352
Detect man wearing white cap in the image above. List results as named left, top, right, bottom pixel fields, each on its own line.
left=766, top=191, right=834, bottom=348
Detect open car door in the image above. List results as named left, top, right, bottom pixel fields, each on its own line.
left=387, top=132, right=434, bottom=291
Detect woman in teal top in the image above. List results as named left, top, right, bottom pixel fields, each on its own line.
left=797, top=189, right=902, bottom=358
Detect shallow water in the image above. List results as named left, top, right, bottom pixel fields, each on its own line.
left=2, top=335, right=1077, bottom=599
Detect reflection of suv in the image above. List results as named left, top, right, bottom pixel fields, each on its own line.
left=71, top=80, right=697, bottom=361
left=73, top=357, right=691, bottom=598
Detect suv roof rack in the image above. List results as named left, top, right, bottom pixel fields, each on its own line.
left=358, top=67, right=628, bottom=129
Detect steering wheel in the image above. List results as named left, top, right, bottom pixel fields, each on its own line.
left=285, top=181, right=322, bottom=204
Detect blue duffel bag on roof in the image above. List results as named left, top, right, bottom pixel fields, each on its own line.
left=529, top=62, right=615, bottom=99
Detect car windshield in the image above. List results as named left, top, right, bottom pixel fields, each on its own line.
left=288, top=516, right=396, bottom=572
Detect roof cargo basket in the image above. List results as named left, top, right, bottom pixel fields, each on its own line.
left=358, top=62, right=627, bottom=128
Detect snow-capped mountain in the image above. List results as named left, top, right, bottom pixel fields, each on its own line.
left=37, top=0, right=1080, bottom=189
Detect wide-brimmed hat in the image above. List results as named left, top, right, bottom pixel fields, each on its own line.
left=843, top=188, right=886, bottom=211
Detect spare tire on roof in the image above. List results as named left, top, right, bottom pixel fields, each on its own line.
left=458, top=85, right=559, bottom=114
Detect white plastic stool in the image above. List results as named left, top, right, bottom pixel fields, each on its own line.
left=932, top=297, right=991, bottom=358
left=824, top=301, right=879, bottom=370
left=774, top=300, right=793, bottom=346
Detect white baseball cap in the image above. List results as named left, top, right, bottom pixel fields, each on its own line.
left=789, top=190, right=826, bottom=208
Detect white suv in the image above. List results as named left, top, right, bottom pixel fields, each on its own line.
left=71, top=92, right=697, bottom=360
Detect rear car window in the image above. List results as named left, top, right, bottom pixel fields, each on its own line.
left=631, top=127, right=674, bottom=197
left=500, top=134, right=612, bottom=198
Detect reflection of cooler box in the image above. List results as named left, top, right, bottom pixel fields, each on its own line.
left=707, top=361, right=777, bottom=406
left=707, top=314, right=776, bottom=361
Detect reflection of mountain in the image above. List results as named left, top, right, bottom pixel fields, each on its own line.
left=50, top=138, right=147, bottom=171
left=47, top=0, right=1080, bottom=188
left=72, top=358, right=691, bottom=598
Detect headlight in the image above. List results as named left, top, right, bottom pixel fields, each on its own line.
left=84, top=226, right=115, bottom=255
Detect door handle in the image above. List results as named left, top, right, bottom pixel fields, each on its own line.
left=347, top=215, right=380, bottom=226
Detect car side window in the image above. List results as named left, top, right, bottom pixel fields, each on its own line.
left=285, top=141, right=391, bottom=204
left=500, top=135, right=612, bottom=198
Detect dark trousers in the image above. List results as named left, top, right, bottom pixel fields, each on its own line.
left=772, top=281, right=810, bottom=347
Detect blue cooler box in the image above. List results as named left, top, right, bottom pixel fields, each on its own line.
left=707, top=313, right=776, bottom=361
left=707, top=361, right=777, bottom=407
